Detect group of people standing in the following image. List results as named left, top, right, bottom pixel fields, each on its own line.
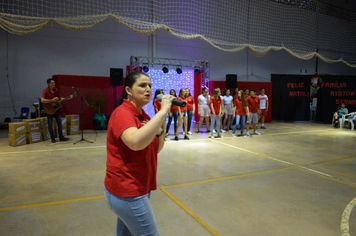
left=153, top=88, right=195, bottom=141
left=153, top=86, right=269, bottom=139
left=196, top=87, right=269, bottom=138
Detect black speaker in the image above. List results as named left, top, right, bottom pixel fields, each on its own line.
left=226, top=74, right=237, bottom=88
left=110, top=68, right=123, bottom=86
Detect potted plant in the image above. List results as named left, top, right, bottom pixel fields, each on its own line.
left=86, top=88, right=107, bottom=130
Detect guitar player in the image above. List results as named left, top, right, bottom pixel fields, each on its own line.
left=41, top=78, right=73, bottom=143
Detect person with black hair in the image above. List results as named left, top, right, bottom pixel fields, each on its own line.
left=246, top=89, right=261, bottom=136
left=104, top=71, right=174, bottom=236
left=41, top=78, right=73, bottom=143
left=153, top=89, right=166, bottom=134
left=166, top=89, right=180, bottom=137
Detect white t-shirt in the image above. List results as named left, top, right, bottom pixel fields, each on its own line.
left=198, top=94, right=210, bottom=105
left=259, top=94, right=269, bottom=109
left=222, top=95, right=233, bottom=105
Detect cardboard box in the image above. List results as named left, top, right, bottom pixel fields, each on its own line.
left=67, top=124, right=79, bottom=135
left=42, top=128, right=51, bottom=141
left=65, top=115, right=79, bottom=125
left=38, top=117, right=48, bottom=129
left=8, top=122, right=26, bottom=135
left=8, top=133, right=26, bottom=147
left=26, top=131, right=43, bottom=144
left=24, top=119, right=41, bottom=132
left=53, top=118, right=67, bottom=138
left=54, top=127, right=67, bottom=138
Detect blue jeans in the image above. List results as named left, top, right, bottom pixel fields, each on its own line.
left=210, top=114, right=220, bottom=136
left=166, top=112, right=178, bottom=134
left=47, top=109, right=63, bottom=140
left=183, top=110, right=193, bottom=132
left=233, top=115, right=245, bottom=135
left=104, top=187, right=160, bottom=236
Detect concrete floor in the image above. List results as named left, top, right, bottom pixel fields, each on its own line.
left=0, top=121, right=355, bottom=236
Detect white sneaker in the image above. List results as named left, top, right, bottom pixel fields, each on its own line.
left=221, top=129, right=226, bottom=133
left=213, top=129, right=217, bottom=133
left=246, top=131, right=250, bottom=136
left=183, top=132, right=185, bottom=136
left=232, top=134, right=237, bottom=137
left=188, top=131, right=193, bottom=135
left=253, top=131, right=261, bottom=135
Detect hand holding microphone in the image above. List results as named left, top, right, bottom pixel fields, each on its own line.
left=156, top=94, right=186, bottom=107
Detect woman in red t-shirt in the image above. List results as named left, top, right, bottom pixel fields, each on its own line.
left=185, top=88, right=195, bottom=135
left=175, top=88, right=190, bottom=140
left=153, top=89, right=166, bottom=134
left=104, top=71, right=174, bottom=235
left=232, top=90, right=250, bottom=136
left=165, top=89, right=180, bottom=137
left=210, top=88, right=222, bottom=138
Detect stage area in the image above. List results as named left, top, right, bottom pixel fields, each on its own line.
left=0, top=121, right=355, bottom=236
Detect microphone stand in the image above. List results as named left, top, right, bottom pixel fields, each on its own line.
left=73, top=88, right=93, bottom=144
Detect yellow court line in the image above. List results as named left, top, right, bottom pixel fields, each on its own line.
left=0, top=145, right=106, bottom=155
left=0, top=195, right=104, bottom=212
left=161, top=167, right=295, bottom=189
left=160, top=187, right=220, bottom=236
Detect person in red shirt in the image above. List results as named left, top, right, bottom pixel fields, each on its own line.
left=104, top=71, right=174, bottom=236
left=184, top=88, right=195, bottom=135
left=210, top=88, right=222, bottom=138
left=229, top=87, right=239, bottom=129
left=41, top=78, right=73, bottom=143
left=166, top=89, right=180, bottom=137
left=246, top=89, right=261, bottom=136
left=174, top=88, right=190, bottom=140
left=153, top=89, right=166, bottom=134
left=232, top=90, right=249, bottom=136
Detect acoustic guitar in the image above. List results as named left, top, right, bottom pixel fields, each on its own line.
left=42, top=92, right=77, bottom=115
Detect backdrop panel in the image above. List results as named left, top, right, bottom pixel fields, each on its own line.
left=271, top=75, right=310, bottom=121
left=209, top=81, right=272, bottom=123
left=316, top=75, right=356, bottom=123
left=53, top=75, right=117, bottom=130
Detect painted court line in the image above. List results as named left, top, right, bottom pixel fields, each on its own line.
left=209, top=138, right=356, bottom=187
left=262, top=129, right=330, bottom=136
left=162, top=167, right=295, bottom=189
left=0, top=145, right=106, bottom=155
left=341, top=197, right=356, bottom=236
left=160, top=187, right=220, bottom=236
left=0, top=195, right=104, bottom=212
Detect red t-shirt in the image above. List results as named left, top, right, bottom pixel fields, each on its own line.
left=171, top=104, right=179, bottom=113
left=153, top=99, right=161, bottom=113
left=210, top=97, right=222, bottom=114
left=186, top=96, right=195, bottom=111
left=178, top=97, right=188, bottom=112
left=233, top=94, right=238, bottom=101
left=42, top=87, right=61, bottom=99
left=105, top=99, right=159, bottom=197
left=246, top=96, right=260, bottom=113
left=233, top=99, right=247, bottom=115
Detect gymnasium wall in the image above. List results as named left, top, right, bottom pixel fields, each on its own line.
left=1, top=18, right=356, bottom=122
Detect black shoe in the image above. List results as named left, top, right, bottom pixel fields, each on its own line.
left=184, top=136, right=189, bottom=140
left=174, top=136, right=179, bottom=141
left=51, top=139, right=56, bottom=143
left=207, top=130, right=211, bottom=133
left=59, top=137, right=69, bottom=141
left=196, top=130, right=201, bottom=133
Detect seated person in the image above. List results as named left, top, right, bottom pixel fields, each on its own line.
left=333, top=103, right=348, bottom=127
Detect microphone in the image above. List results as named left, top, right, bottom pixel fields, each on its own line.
left=72, top=86, right=78, bottom=91
left=156, top=94, right=186, bottom=107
